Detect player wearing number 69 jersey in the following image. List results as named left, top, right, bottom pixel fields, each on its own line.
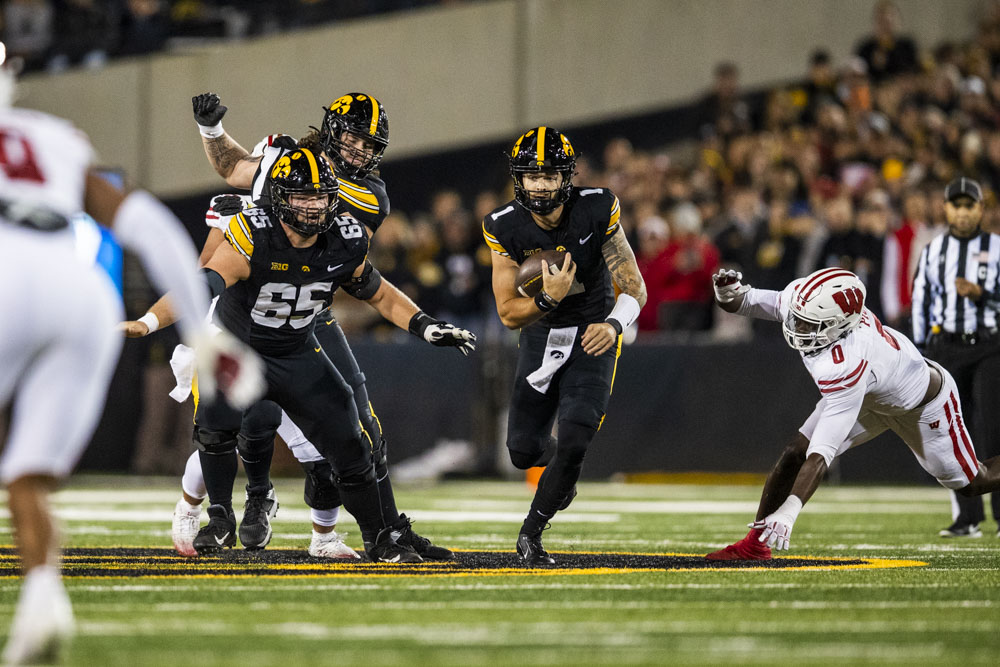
left=705, top=267, right=1000, bottom=560
left=123, top=148, right=475, bottom=562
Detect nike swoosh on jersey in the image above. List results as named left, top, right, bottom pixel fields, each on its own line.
left=314, top=347, right=322, bottom=353
left=579, top=232, right=594, bottom=244
left=328, top=263, right=344, bottom=271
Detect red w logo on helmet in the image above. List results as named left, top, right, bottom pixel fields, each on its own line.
left=832, top=287, right=864, bottom=315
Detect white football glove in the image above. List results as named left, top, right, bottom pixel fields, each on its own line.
left=409, top=312, right=477, bottom=356
left=191, top=327, right=265, bottom=410
left=758, top=496, right=803, bottom=551
left=712, top=269, right=751, bottom=304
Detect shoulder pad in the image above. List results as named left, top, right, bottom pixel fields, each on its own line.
left=224, top=212, right=256, bottom=261
left=250, top=133, right=297, bottom=157
left=336, top=176, right=385, bottom=226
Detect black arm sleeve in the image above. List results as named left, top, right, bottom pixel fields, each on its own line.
left=201, top=268, right=227, bottom=299
left=342, top=261, right=383, bottom=300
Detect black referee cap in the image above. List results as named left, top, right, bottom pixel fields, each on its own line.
left=945, top=176, right=983, bottom=203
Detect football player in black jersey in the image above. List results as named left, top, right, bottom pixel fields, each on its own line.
left=160, top=92, right=455, bottom=560
left=124, top=149, right=475, bottom=561
left=483, top=127, right=647, bottom=566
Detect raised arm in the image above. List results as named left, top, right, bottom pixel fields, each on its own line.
left=192, top=93, right=262, bottom=188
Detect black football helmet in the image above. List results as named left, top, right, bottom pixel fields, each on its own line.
left=316, top=92, right=389, bottom=179
left=268, top=148, right=340, bottom=236
left=509, top=126, right=577, bottom=214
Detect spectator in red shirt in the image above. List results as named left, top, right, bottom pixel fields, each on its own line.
left=639, top=202, right=721, bottom=332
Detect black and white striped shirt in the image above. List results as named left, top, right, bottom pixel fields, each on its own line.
left=912, top=230, right=1000, bottom=344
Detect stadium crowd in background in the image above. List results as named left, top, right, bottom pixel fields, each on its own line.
left=327, top=0, right=1000, bottom=340
left=11, top=0, right=1000, bottom=341
left=0, top=0, right=464, bottom=72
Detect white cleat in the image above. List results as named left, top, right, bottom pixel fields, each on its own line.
left=308, top=530, right=361, bottom=559
left=172, top=499, right=202, bottom=557
left=2, top=566, right=75, bottom=665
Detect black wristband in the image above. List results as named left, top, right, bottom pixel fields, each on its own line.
left=534, top=290, right=558, bottom=313
left=605, top=317, right=623, bottom=336
left=408, top=311, right=434, bottom=338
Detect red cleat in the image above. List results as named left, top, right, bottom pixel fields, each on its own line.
left=705, top=528, right=772, bottom=561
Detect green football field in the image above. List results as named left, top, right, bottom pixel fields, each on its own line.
left=1, top=476, right=998, bottom=666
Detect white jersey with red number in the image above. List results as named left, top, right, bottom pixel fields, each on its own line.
left=742, top=282, right=931, bottom=463
left=0, top=108, right=94, bottom=221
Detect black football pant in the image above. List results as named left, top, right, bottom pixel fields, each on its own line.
left=506, top=326, right=620, bottom=535
left=926, top=341, right=1000, bottom=527
left=233, top=316, right=400, bottom=525
left=193, top=337, right=384, bottom=542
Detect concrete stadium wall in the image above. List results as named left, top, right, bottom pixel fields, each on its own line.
left=17, top=0, right=981, bottom=197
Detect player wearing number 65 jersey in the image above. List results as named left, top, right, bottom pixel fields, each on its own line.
left=123, top=149, right=475, bottom=561
left=705, top=267, right=1000, bottom=560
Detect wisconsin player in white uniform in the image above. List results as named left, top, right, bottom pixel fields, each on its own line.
left=0, top=48, right=261, bottom=664
left=705, top=267, right=1000, bottom=560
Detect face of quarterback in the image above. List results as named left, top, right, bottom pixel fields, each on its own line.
left=521, top=170, right=564, bottom=204
left=338, top=131, right=378, bottom=170
left=945, top=196, right=982, bottom=239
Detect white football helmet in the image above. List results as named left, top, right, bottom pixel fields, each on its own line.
left=782, top=268, right=867, bottom=352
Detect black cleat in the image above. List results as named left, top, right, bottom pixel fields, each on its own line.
left=192, top=504, right=237, bottom=554
left=239, top=484, right=278, bottom=550
left=938, top=522, right=982, bottom=538
left=394, top=514, right=454, bottom=561
left=365, top=525, right=423, bottom=563
left=516, top=532, right=555, bottom=567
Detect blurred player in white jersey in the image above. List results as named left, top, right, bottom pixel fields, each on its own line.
left=704, top=267, right=1000, bottom=560
left=0, top=45, right=262, bottom=664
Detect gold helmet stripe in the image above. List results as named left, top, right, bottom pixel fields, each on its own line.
left=537, top=126, right=547, bottom=165
left=369, top=96, right=380, bottom=135
left=302, top=149, right=321, bottom=188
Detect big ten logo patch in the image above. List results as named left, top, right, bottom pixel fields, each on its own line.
left=271, top=262, right=288, bottom=271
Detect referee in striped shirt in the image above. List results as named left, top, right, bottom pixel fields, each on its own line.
left=912, top=177, right=1000, bottom=538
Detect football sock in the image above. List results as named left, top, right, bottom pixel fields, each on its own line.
left=337, top=470, right=384, bottom=544
left=198, top=449, right=237, bottom=510
left=239, top=438, right=274, bottom=496
left=376, top=459, right=401, bottom=526
left=521, top=421, right=595, bottom=535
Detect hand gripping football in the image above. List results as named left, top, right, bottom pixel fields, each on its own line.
left=516, top=249, right=568, bottom=297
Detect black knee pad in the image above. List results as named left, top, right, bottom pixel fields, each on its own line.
left=335, top=465, right=377, bottom=491
left=193, top=426, right=238, bottom=456
left=301, top=460, right=342, bottom=510
left=507, top=434, right=556, bottom=470
left=371, top=436, right=388, bottom=468
left=237, top=434, right=274, bottom=463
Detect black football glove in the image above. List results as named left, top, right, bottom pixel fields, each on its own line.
left=408, top=312, right=477, bottom=356
left=192, top=92, right=228, bottom=126
left=211, top=194, right=244, bottom=216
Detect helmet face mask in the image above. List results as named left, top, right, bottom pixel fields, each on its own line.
left=781, top=269, right=867, bottom=352
left=269, top=149, right=340, bottom=237
left=509, top=127, right=576, bottom=215
left=317, top=93, right=388, bottom=179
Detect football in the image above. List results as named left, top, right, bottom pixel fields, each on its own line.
left=516, top=249, right=568, bottom=297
